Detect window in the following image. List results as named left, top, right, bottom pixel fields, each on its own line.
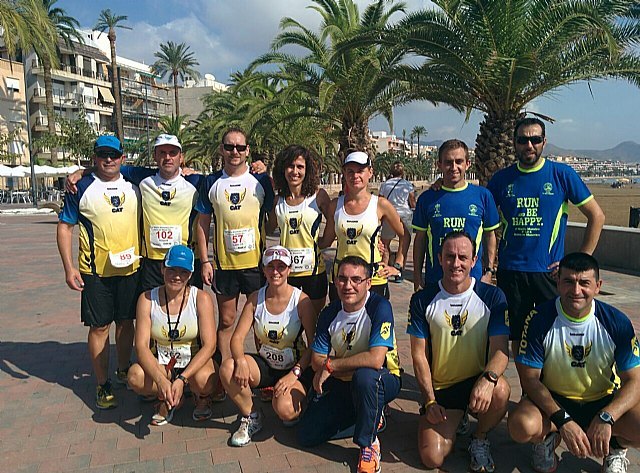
left=5, top=77, right=20, bottom=93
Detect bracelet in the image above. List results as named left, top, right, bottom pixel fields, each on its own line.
left=324, top=357, right=334, bottom=374
left=549, top=408, right=572, bottom=428
left=201, top=260, right=212, bottom=265
left=176, top=374, right=189, bottom=385
left=419, top=400, right=437, bottom=415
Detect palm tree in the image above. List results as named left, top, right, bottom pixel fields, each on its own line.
left=94, top=9, right=131, bottom=142
left=369, top=0, right=640, bottom=184
left=151, top=41, right=200, bottom=118
left=401, top=128, right=407, bottom=156
left=38, top=0, right=83, bottom=165
left=251, top=0, right=411, bottom=161
left=411, top=125, right=426, bottom=159
left=0, top=0, right=57, bottom=63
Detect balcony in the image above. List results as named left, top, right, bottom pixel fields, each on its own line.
left=30, top=60, right=111, bottom=87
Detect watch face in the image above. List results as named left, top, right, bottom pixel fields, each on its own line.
left=599, top=411, right=613, bottom=424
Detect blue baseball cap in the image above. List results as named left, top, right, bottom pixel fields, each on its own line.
left=94, top=135, right=123, bottom=154
left=164, top=245, right=194, bottom=272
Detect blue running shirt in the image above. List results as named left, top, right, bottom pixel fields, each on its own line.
left=412, top=183, right=499, bottom=283
left=487, top=159, right=592, bottom=272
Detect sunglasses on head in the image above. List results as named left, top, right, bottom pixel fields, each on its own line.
left=223, top=143, right=248, bottom=152
left=516, top=135, right=544, bottom=145
left=95, top=150, right=121, bottom=159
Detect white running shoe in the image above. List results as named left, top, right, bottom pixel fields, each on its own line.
left=230, top=411, right=263, bottom=447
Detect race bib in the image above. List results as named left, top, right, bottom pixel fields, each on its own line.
left=108, top=247, right=140, bottom=268
left=259, top=344, right=295, bottom=370
left=224, top=228, right=256, bottom=253
left=150, top=225, right=182, bottom=249
left=290, top=247, right=314, bottom=273
left=157, top=343, right=192, bottom=369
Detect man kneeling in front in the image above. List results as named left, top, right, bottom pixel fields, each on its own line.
left=509, top=252, right=640, bottom=473
left=408, top=231, right=510, bottom=472
left=297, top=256, right=401, bottom=473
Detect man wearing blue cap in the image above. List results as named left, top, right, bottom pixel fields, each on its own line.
left=57, top=135, right=142, bottom=409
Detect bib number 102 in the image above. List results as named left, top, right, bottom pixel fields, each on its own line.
left=155, top=229, right=173, bottom=240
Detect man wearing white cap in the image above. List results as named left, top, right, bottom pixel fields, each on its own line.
left=320, top=150, right=405, bottom=301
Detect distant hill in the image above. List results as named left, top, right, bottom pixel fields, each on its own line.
left=545, top=141, right=640, bottom=163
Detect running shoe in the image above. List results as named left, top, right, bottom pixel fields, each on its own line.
left=230, top=411, right=263, bottom=447
left=468, top=437, right=495, bottom=472
left=258, top=386, right=274, bottom=402
left=357, top=437, right=381, bottom=473
left=151, top=401, right=175, bottom=426
left=95, top=380, right=118, bottom=410
left=602, top=448, right=629, bottom=473
left=192, top=394, right=213, bottom=421
left=532, top=432, right=560, bottom=473
left=114, top=367, right=131, bottom=390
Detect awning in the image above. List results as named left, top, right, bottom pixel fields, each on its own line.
left=98, top=86, right=115, bottom=104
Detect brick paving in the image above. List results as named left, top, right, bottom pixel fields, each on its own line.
left=1, top=211, right=639, bottom=472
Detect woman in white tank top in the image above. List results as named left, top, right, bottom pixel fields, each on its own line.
left=219, top=246, right=317, bottom=447
left=128, top=245, right=218, bottom=426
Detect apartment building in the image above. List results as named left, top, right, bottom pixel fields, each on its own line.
left=0, top=57, right=29, bottom=165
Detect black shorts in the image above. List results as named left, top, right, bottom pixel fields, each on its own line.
left=328, top=282, right=389, bottom=302
left=289, top=272, right=328, bottom=301
left=81, top=272, right=140, bottom=327
left=497, top=269, right=557, bottom=340
left=249, top=353, right=314, bottom=390
left=139, top=258, right=203, bottom=293
left=213, top=267, right=264, bottom=298
left=550, top=392, right=615, bottom=431
left=432, top=375, right=478, bottom=411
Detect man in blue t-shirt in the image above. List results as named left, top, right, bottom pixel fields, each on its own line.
left=509, top=253, right=640, bottom=473
left=408, top=231, right=510, bottom=473
left=413, top=139, right=500, bottom=290
left=487, top=118, right=604, bottom=355
left=297, top=256, right=401, bottom=473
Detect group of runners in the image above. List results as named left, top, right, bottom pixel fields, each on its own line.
left=56, top=118, right=640, bottom=473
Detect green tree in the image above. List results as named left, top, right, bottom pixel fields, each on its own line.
left=133, top=114, right=197, bottom=166
left=371, top=0, right=640, bottom=184
left=0, top=0, right=58, bottom=64
left=0, top=128, right=24, bottom=164
left=151, top=41, right=200, bottom=118
left=37, top=0, right=83, bottom=165
left=252, top=0, right=410, bottom=160
left=35, top=105, right=97, bottom=163
left=94, top=9, right=131, bottom=142
left=411, top=125, right=426, bottom=159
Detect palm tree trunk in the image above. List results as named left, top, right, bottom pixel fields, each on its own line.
left=42, top=56, right=57, bottom=165
left=173, top=72, right=179, bottom=117
left=417, top=132, right=421, bottom=160
left=339, top=119, right=371, bottom=162
left=474, top=112, right=519, bottom=186
left=108, top=31, right=124, bottom=142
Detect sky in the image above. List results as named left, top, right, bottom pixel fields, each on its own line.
left=57, top=0, right=640, bottom=150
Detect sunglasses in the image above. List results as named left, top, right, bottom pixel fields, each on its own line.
left=156, top=149, right=180, bottom=157
left=264, top=248, right=290, bottom=258
left=95, top=151, right=121, bottom=159
left=516, top=135, right=544, bottom=145
left=336, top=275, right=369, bottom=286
left=223, top=143, right=248, bottom=152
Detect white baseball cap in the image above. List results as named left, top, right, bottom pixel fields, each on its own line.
left=154, top=134, right=182, bottom=150
left=262, top=246, right=292, bottom=267
left=343, top=151, right=370, bottom=166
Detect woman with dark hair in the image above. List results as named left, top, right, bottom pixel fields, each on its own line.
left=266, top=144, right=331, bottom=315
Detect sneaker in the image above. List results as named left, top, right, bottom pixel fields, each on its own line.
left=151, top=401, right=175, bottom=426
left=258, top=386, right=274, bottom=402
left=532, top=432, right=560, bottom=473
left=468, top=437, right=495, bottom=473
left=602, top=448, right=629, bottom=473
left=358, top=437, right=381, bottom=473
left=457, top=409, right=471, bottom=436
left=230, top=411, right=263, bottom=447
left=391, top=263, right=403, bottom=283
left=95, top=381, right=118, bottom=410
left=114, top=366, right=131, bottom=389
left=192, top=394, right=212, bottom=421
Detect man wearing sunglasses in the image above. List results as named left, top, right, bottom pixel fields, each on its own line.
left=487, top=117, right=605, bottom=357
left=196, top=127, right=274, bottom=361
left=57, top=135, right=141, bottom=410
left=297, top=255, right=401, bottom=473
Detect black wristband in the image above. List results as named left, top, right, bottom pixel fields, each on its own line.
left=176, top=374, right=188, bottom=386
left=201, top=260, right=212, bottom=265
left=549, top=408, right=572, bottom=428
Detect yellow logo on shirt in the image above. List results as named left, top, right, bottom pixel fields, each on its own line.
left=564, top=340, right=592, bottom=368
left=154, top=187, right=176, bottom=207
left=342, top=224, right=363, bottom=244
left=632, top=336, right=639, bottom=357
left=380, top=322, right=391, bottom=340
left=444, top=310, right=468, bottom=337
left=161, top=324, right=187, bottom=341
left=104, top=193, right=126, bottom=213
left=225, top=188, right=246, bottom=210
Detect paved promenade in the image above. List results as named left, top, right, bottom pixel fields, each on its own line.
left=1, top=212, right=639, bottom=472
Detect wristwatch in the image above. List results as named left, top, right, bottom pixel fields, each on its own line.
left=483, top=370, right=499, bottom=385
left=291, top=365, right=302, bottom=379
left=598, top=411, right=615, bottom=426
left=176, top=374, right=189, bottom=386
